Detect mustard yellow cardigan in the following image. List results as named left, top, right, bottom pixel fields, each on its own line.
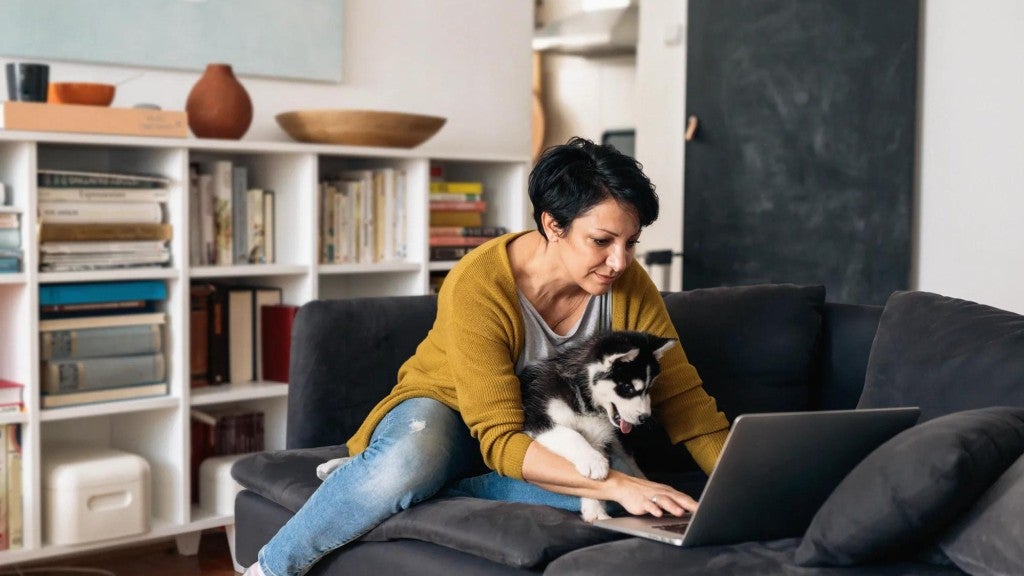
left=347, top=232, right=730, bottom=479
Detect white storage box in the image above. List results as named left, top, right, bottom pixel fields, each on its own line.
left=43, top=444, right=151, bottom=545
left=199, top=453, right=247, bottom=515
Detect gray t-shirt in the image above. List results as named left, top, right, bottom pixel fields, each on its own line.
left=516, top=290, right=611, bottom=375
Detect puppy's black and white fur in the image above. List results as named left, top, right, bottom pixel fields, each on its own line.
left=521, top=330, right=676, bottom=522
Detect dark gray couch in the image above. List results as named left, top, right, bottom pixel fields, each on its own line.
left=232, top=284, right=1024, bottom=575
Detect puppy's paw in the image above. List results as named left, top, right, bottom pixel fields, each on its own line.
left=580, top=498, right=611, bottom=523
left=572, top=449, right=610, bottom=480
left=316, top=456, right=352, bottom=481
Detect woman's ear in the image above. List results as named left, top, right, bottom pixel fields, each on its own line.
left=541, top=212, right=563, bottom=240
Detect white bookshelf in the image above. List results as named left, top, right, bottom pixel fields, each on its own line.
left=0, top=130, right=529, bottom=565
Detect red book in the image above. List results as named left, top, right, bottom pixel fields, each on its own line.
left=261, top=305, right=300, bottom=383
left=428, top=199, right=486, bottom=212
left=0, top=380, right=23, bottom=412
left=428, top=235, right=493, bottom=247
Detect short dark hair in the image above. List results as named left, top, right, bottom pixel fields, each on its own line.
left=529, top=136, right=658, bottom=239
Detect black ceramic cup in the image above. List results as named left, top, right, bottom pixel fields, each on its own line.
left=6, top=62, right=50, bottom=102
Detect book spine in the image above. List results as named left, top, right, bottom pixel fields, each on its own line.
left=261, top=305, right=299, bottom=383
left=38, top=222, right=173, bottom=242
left=207, top=285, right=230, bottom=385
left=190, top=283, right=215, bottom=387
left=232, top=166, right=248, bottom=264
left=40, top=353, right=166, bottom=393
left=429, top=181, right=484, bottom=194
left=207, top=161, right=233, bottom=265
left=263, top=190, right=275, bottom=264
left=246, top=188, right=265, bottom=263
left=39, top=324, right=163, bottom=361
left=38, top=202, right=163, bottom=224
left=0, top=228, right=19, bottom=249
left=429, top=225, right=508, bottom=237
left=427, top=235, right=492, bottom=248
left=429, top=245, right=475, bottom=260
left=428, top=192, right=481, bottom=201
left=198, top=174, right=216, bottom=265
left=38, top=280, right=168, bottom=306
left=6, top=424, right=22, bottom=550
left=37, top=188, right=172, bottom=202
left=40, top=382, right=167, bottom=408
left=428, top=200, right=487, bottom=212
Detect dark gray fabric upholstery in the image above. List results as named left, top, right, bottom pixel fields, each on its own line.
left=628, top=283, right=825, bottom=475
left=544, top=537, right=965, bottom=576
left=286, top=296, right=437, bottom=449
left=817, top=302, right=883, bottom=410
left=796, top=407, right=1024, bottom=566
left=232, top=445, right=347, bottom=512
left=858, top=291, right=1024, bottom=421
left=940, top=453, right=1024, bottom=576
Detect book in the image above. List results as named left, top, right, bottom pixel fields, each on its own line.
left=6, top=424, right=22, bottom=550
left=263, top=190, right=276, bottom=264
left=39, top=323, right=163, bottom=361
left=261, top=304, right=299, bottom=383
left=1, top=102, right=187, bottom=138
left=40, top=300, right=152, bottom=319
left=190, top=283, right=216, bottom=388
left=207, top=285, right=254, bottom=384
left=428, top=199, right=487, bottom=212
left=246, top=188, right=265, bottom=263
left=37, top=187, right=171, bottom=203
left=38, top=222, right=173, bottom=242
left=0, top=258, right=19, bottom=273
left=37, top=169, right=170, bottom=189
left=39, top=311, right=166, bottom=332
left=40, top=353, right=166, bottom=394
left=0, top=380, right=23, bottom=410
left=0, top=425, right=6, bottom=550
left=0, top=228, right=19, bottom=249
left=38, top=201, right=163, bottom=224
left=199, top=160, right=233, bottom=265
left=39, top=280, right=167, bottom=307
left=429, top=181, right=484, bottom=194
left=428, top=235, right=493, bottom=248
left=40, top=381, right=168, bottom=409
left=0, top=213, right=18, bottom=228
left=429, top=225, right=508, bottom=237
left=430, top=210, right=484, bottom=228
left=429, top=192, right=482, bottom=202
left=429, top=245, right=478, bottom=260
left=253, top=287, right=283, bottom=380
left=40, top=250, right=170, bottom=269
left=231, top=165, right=248, bottom=264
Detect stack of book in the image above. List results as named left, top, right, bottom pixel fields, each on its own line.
left=0, top=210, right=20, bottom=273
left=190, top=283, right=283, bottom=387
left=189, top=407, right=264, bottom=503
left=37, top=169, right=173, bottom=272
left=190, top=161, right=275, bottom=266
left=0, top=424, right=23, bottom=550
left=428, top=180, right=505, bottom=261
left=319, top=168, right=407, bottom=264
left=38, top=280, right=169, bottom=409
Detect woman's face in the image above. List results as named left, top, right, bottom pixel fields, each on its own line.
left=552, top=198, right=642, bottom=295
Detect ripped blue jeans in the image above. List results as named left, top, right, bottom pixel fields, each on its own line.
left=258, top=397, right=579, bottom=576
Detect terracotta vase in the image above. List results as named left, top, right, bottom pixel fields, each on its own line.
left=186, top=63, right=253, bottom=139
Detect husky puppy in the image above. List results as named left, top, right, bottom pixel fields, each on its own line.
left=521, top=330, right=676, bottom=522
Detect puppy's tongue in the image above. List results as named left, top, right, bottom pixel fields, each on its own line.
left=619, top=420, right=633, bottom=434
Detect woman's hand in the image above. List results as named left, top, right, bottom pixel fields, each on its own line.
left=603, top=470, right=697, bottom=517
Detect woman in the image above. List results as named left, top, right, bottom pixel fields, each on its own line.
left=246, top=137, right=729, bottom=576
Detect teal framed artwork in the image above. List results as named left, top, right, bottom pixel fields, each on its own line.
left=0, top=0, right=344, bottom=83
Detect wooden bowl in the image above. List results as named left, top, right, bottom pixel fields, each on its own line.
left=48, top=82, right=116, bottom=106
left=275, top=109, right=446, bottom=148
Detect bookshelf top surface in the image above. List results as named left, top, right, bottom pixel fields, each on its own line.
left=0, top=129, right=530, bottom=163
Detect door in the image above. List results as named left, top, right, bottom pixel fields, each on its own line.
left=683, top=0, right=919, bottom=304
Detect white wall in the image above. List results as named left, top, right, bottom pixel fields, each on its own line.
left=2, top=1, right=533, bottom=158
left=914, top=1, right=1024, bottom=314
left=635, top=0, right=1024, bottom=312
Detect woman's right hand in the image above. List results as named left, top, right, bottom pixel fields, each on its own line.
left=603, top=469, right=697, bottom=518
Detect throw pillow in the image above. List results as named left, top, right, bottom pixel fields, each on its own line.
left=939, top=453, right=1024, bottom=576
left=858, top=291, right=1024, bottom=421
left=794, top=407, right=1024, bottom=567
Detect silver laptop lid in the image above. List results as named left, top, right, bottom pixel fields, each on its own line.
left=681, top=407, right=920, bottom=547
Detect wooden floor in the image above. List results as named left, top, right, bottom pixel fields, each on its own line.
left=11, top=530, right=239, bottom=576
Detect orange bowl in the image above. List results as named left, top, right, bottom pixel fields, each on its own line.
left=47, top=82, right=116, bottom=106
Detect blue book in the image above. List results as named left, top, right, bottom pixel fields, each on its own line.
left=0, top=257, right=19, bottom=273
left=39, top=280, right=167, bottom=306
left=0, top=228, right=19, bottom=249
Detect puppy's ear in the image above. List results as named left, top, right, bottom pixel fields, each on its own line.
left=604, top=348, right=640, bottom=368
left=651, top=336, right=678, bottom=360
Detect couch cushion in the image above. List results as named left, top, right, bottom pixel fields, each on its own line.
left=233, top=447, right=624, bottom=570
left=544, top=536, right=965, bottom=576
left=795, top=407, right=1024, bottom=567
left=628, top=283, right=825, bottom=473
left=858, top=291, right=1024, bottom=421
left=939, top=453, right=1024, bottom=576
left=360, top=497, right=625, bottom=569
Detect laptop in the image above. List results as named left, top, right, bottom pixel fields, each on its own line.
left=593, top=407, right=920, bottom=547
